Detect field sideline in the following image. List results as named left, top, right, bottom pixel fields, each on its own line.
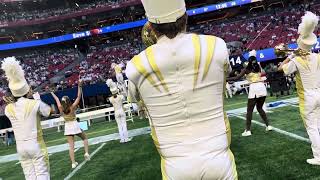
left=2, top=93, right=320, bottom=179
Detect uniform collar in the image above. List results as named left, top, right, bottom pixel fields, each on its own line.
left=157, top=33, right=185, bottom=44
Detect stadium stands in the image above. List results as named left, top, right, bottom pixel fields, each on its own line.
left=0, top=48, right=78, bottom=113
left=0, top=0, right=136, bottom=24
left=203, top=2, right=320, bottom=54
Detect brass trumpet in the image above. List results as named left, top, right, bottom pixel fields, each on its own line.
left=141, top=22, right=157, bottom=47
left=274, top=43, right=310, bottom=57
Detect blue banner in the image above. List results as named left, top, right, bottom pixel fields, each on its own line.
left=0, top=0, right=254, bottom=51
left=242, top=38, right=320, bottom=62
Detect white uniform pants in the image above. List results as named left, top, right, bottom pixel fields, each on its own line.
left=116, top=73, right=124, bottom=84
left=115, top=112, right=128, bottom=142
left=299, top=89, right=320, bottom=160
left=16, top=138, right=50, bottom=180
left=161, top=149, right=237, bottom=180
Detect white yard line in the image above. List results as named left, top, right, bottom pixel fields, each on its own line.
left=1, top=127, right=150, bottom=164
left=64, top=143, right=106, bottom=180
left=234, top=115, right=310, bottom=143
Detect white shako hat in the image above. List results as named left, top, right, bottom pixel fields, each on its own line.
left=106, top=79, right=118, bottom=95
left=297, top=11, right=319, bottom=51
left=1, top=57, right=30, bottom=97
left=141, top=0, right=186, bottom=24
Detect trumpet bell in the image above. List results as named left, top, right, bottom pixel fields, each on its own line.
left=274, top=43, right=290, bottom=57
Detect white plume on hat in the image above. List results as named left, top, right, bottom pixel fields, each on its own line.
left=1, top=57, right=30, bottom=97
left=141, top=0, right=186, bottom=24
left=297, top=11, right=319, bottom=51
left=249, top=50, right=257, bottom=57
left=106, top=79, right=118, bottom=95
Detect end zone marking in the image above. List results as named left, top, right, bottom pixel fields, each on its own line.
left=234, top=115, right=310, bottom=143
left=64, top=143, right=106, bottom=180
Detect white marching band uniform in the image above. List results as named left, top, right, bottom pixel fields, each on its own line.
left=109, top=94, right=129, bottom=143
left=282, top=12, right=320, bottom=165
left=107, top=79, right=130, bottom=143
left=2, top=57, right=51, bottom=180
left=126, top=1, right=237, bottom=179
left=113, top=63, right=127, bottom=97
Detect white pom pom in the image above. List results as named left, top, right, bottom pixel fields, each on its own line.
left=1, top=57, right=25, bottom=83
left=298, top=11, right=319, bottom=38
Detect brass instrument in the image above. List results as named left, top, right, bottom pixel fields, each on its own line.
left=274, top=43, right=310, bottom=58
left=141, top=22, right=157, bottom=47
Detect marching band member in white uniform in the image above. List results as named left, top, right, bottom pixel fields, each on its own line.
left=112, top=63, right=127, bottom=97
left=279, top=11, right=320, bottom=165
left=107, top=79, right=131, bottom=143
left=2, top=57, right=52, bottom=180
left=125, top=0, right=238, bottom=179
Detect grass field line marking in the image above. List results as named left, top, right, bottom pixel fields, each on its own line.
left=64, top=143, right=106, bottom=180
left=234, top=115, right=310, bottom=143
left=0, top=127, right=151, bottom=164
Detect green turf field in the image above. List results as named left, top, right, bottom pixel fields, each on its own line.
left=2, top=93, right=320, bottom=180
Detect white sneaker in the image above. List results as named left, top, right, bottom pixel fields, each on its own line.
left=125, top=137, right=133, bottom=143
left=307, top=158, right=320, bottom=165
left=84, top=153, right=90, bottom=161
left=72, top=162, right=78, bottom=169
left=266, top=126, right=273, bottom=131
left=242, top=130, right=252, bottom=137
left=120, top=139, right=125, bottom=143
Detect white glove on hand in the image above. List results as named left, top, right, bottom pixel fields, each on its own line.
left=33, top=92, right=41, bottom=100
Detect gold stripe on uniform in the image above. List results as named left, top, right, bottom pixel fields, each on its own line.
left=146, top=47, right=170, bottom=93
left=295, top=57, right=310, bottom=71
left=37, top=114, right=50, bottom=170
left=24, top=100, right=37, bottom=120
left=6, top=104, right=16, bottom=117
left=202, top=36, right=216, bottom=81
left=192, top=34, right=201, bottom=90
left=295, top=72, right=307, bottom=127
left=132, top=55, right=161, bottom=92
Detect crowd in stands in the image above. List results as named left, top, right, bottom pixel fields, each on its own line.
left=51, top=43, right=140, bottom=91
left=0, top=49, right=78, bottom=113
left=201, top=1, right=320, bottom=55
left=0, top=0, right=133, bottom=24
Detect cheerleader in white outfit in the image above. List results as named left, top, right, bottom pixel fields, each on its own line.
left=227, top=50, right=272, bottom=136
left=51, top=80, right=90, bottom=169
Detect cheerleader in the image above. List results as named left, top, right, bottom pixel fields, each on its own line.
left=51, top=80, right=90, bottom=169
left=227, top=50, right=272, bottom=136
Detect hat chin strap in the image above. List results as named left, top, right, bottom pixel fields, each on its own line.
left=11, top=84, right=30, bottom=97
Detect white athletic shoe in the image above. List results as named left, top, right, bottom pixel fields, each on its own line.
left=307, top=158, right=320, bottom=165
left=120, top=139, right=125, bottom=143
left=72, top=162, right=79, bottom=169
left=125, top=137, right=133, bottom=143
left=266, top=126, right=273, bottom=131
left=84, top=153, right=91, bottom=161
left=242, top=130, right=252, bottom=137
